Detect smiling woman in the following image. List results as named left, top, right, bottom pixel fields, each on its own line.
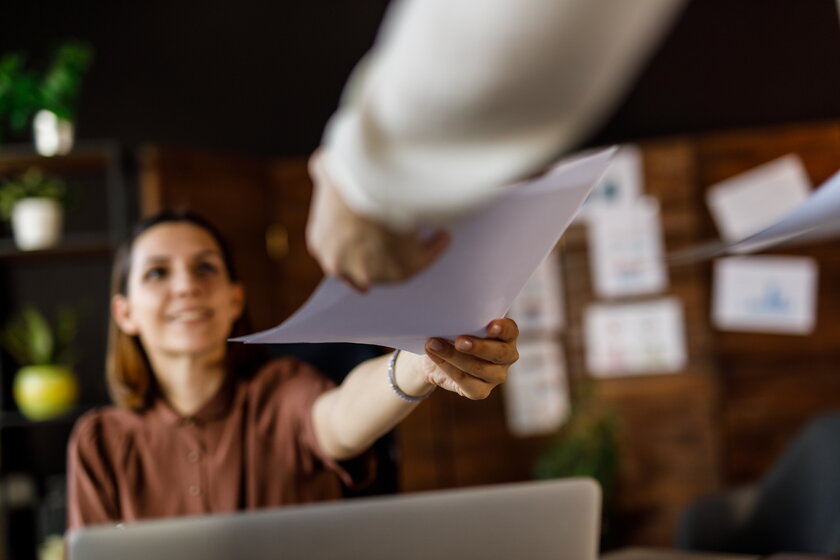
left=65, top=210, right=520, bottom=531
left=110, top=221, right=245, bottom=414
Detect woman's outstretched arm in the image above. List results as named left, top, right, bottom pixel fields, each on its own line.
left=312, top=318, right=519, bottom=460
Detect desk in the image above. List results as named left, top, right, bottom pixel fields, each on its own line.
left=603, top=548, right=757, bottom=560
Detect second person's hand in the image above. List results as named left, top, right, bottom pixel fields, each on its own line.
left=306, top=151, right=451, bottom=292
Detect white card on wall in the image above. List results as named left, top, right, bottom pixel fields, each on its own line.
left=577, top=144, right=644, bottom=221
left=587, top=196, right=668, bottom=298
left=507, top=250, right=564, bottom=334
left=503, top=339, right=569, bottom=437
left=584, top=298, right=687, bottom=377
left=706, top=154, right=812, bottom=243
left=712, top=256, right=818, bottom=335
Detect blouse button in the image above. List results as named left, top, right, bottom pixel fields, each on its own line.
left=189, top=485, right=202, bottom=496
left=188, top=451, right=201, bottom=463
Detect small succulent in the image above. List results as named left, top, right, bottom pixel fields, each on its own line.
left=0, top=168, right=70, bottom=221
left=1, top=304, right=79, bottom=367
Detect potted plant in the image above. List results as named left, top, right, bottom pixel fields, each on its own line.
left=32, top=40, right=94, bottom=156
left=0, top=167, right=70, bottom=250
left=1, top=304, right=80, bottom=420
left=0, top=40, right=93, bottom=155
left=533, top=381, right=621, bottom=549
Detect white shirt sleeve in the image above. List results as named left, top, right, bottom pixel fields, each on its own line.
left=321, top=0, right=687, bottom=231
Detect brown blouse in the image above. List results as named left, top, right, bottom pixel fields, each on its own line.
left=66, top=357, right=375, bottom=531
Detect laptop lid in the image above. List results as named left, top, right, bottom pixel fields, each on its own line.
left=68, top=477, right=600, bottom=560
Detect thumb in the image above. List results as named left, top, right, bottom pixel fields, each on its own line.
left=413, top=229, right=451, bottom=271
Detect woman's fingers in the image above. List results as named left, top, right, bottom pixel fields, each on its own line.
left=486, top=318, right=519, bottom=342
left=454, top=335, right=518, bottom=366
left=425, top=338, right=508, bottom=385
left=422, top=317, right=520, bottom=400
left=449, top=317, right=520, bottom=366
left=423, top=353, right=495, bottom=400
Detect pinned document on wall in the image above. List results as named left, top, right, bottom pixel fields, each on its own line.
left=586, top=196, right=668, bottom=298
left=670, top=165, right=840, bottom=263
left=712, top=256, right=818, bottom=335
left=503, top=339, right=570, bottom=437
left=507, top=250, right=564, bottom=334
left=577, top=144, right=644, bottom=221
left=706, top=154, right=812, bottom=243
left=584, top=297, right=687, bottom=377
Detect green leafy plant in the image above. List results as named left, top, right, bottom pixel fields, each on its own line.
left=39, top=41, right=94, bottom=121
left=1, top=304, right=79, bottom=367
left=534, top=381, right=620, bottom=546
left=0, top=53, right=37, bottom=139
left=0, top=168, right=70, bottom=221
left=0, top=40, right=93, bottom=142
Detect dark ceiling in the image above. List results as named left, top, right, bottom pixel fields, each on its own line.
left=2, top=0, right=839, bottom=156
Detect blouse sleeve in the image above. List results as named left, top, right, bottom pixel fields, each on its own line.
left=66, top=411, right=120, bottom=532
left=262, top=359, right=377, bottom=491
left=321, top=0, right=686, bottom=231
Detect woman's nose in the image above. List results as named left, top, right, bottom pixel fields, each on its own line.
left=171, top=268, right=200, bottom=296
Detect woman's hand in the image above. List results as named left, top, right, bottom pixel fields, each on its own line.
left=421, top=318, right=519, bottom=400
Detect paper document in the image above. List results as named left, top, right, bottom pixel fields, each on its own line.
left=506, top=250, right=564, bottom=334
left=712, top=256, right=818, bottom=335
left=503, top=339, right=569, bottom=437
left=706, top=155, right=811, bottom=243
left=671, top=166, right=840, bottom=263
left=584, top=298, right=687, bottom=377
left=576, top=144, right=644, bottom=221
left=234, top=148, right=615, bottom=353
left=587, top=195, right=668, bottom=298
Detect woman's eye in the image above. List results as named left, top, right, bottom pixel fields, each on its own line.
left=144, top=267, right=167, bottom=281
left=195, top=262, right=218, bottom=276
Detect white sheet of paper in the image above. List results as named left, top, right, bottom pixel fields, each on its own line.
left=506, top=250, right=564, bottom=334
left=731, top=167, right=840, bottom=253
left=503, top=339, right=569, bottom=437
left=587, top=196, right=668, bottom=298
left=706, top=154, right=811, bottom=243
left=670, top=167, right=840, bottom=263
left=712, top=256, right=818, bottom=335
left=577, top=144, right=644, bottom=221
left=235, top=148, right=615, bottom=353
left=584, top=298, right=686, bottom=377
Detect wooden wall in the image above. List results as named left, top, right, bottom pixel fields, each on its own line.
left=396, top=120, right=840, bottom=548
left=696, top=122, right=840, bottom=484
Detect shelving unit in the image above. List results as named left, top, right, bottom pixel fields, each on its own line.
left=0, top=141, right=135, bottom=560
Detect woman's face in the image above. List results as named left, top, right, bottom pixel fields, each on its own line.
left=112, top=222, right=244, bottom=360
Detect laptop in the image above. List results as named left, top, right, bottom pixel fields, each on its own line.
left=68, top=477, right=600, bottom=560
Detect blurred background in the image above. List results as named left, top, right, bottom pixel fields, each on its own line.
left=2, top=1, right=840, bottom=559
left=1, top=0, right=839, bottom=155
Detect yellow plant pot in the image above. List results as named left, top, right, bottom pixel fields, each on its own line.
left=13, top=365, right=79, bottom=420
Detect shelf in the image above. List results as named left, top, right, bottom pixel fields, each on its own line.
left=0, top=405, right=97, bottom=430
left=0, top=141, right=122, bottom=173
left=0, top=235, right=116, bottom=261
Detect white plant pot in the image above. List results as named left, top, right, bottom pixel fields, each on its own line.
left=11, top=198, right=64, bottom=251
left=33, top=110, right=74, bottom=157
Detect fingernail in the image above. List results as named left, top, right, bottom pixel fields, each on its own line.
left=456, top=338, right=472, bottom=351
left=428, top=339, right=444, bottom=352
left=489, top=324, right=501, bottom=336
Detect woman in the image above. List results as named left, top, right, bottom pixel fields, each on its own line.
left=67, top=211, right=519, bottom=530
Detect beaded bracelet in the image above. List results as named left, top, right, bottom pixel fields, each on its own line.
left=387, top=349, right=433, bottom=403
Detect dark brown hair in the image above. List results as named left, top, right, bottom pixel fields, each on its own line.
left=106, top=210, right=257, bottom=411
